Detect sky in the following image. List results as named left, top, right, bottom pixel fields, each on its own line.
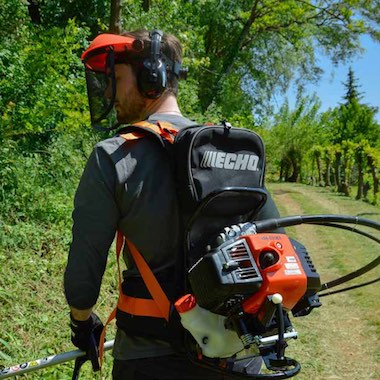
left=283, top=35, right=380, bottom=121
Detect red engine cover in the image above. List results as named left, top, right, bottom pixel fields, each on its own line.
left=242, top=234, right=307, bottom=315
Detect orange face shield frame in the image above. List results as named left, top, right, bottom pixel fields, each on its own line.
left=82, top=34, right=145, bottom=72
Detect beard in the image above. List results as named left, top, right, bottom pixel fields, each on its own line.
left=115, top=87, right=147, bottom=124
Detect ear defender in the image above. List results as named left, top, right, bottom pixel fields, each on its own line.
left=138, top=30, right=167, bottom=99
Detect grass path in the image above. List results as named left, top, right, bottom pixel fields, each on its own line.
left=269, top=183, right=380, bottom=380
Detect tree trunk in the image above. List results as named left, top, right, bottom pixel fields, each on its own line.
left=316, top=155, right=323, bottom=186
left=142, top=0, right=150, bottom=11
left=356, top=154, right=363, bottom=200
left=331, top=167, right=336, bottom=187
left=109, top=0, right=122, bottom=34
left=334, top=151, right=344, bottom=192
left=341, top=156, right=350, bottom=196
left=368, top=156, right=379, bottom=204
left=28, top=0, right=41, bottom=24
left=287, top=164, right=300, bottom=182
left=363, top=182, right=370, bottom=199
left=285, top=148, right=301, bottom=183
left=280, top=157, right=290, bottom=182
left=324, top=157, right=332, bottom=187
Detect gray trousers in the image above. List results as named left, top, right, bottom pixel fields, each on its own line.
left=112, top=354, right=262, bottom=380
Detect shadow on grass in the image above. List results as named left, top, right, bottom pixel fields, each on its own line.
left=271, top=189, right=298, bottom=195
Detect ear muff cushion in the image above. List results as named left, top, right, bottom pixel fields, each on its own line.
left=138, top=60, right=167, bottom=98
left=137, top=30, right=168, bottom=99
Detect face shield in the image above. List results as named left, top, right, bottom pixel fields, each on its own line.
left=81, top=34, right=145, bottom=130
left=84, top=48, right=117, bottom=129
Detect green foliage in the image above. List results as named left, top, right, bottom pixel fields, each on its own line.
left=332, top=100, right=380, bottom=145
left=0, top=130, right=95, bottom=227
left=176, top=0, right=378, bottom=113
left=33, top=0, right=108, bottom=36
left=265, top=94, right=322, bottom=182
left=0, top=1, right=29, bottom=40
left=323, top=69, right=380, bottom=147
left=0, top=0, right=378, bottom=243
left=2, top=1, right=378, bottom=128
left=343, top=67, right=363, bottom=104
left=1, top=20, right=90, bottom=142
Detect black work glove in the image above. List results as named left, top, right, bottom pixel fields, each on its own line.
left=70, top=312, right=104, bottom=372
left=70, top=312, right=104, bottom=352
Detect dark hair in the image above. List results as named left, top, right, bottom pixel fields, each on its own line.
left=122, top=29, right=183, bottom=96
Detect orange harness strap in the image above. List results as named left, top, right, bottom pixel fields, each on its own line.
left=119, top=120, right=177, bottom=144
left=117, top=236, right=171, bottom=320
left=99, top=232, right=172, bottom=364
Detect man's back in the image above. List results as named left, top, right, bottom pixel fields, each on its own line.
left=65, top=113, right=195, bottom=360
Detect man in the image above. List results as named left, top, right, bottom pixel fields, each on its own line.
left=64, top=29, right=282, bottom=379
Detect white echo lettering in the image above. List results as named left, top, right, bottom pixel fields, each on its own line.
left=215, top=152, right=226, bottom=168
left=224, top=153, right=236, bottom=170
left=234, top=154, right=249, bottom=170
left=247, top=155, right=259, bottom=171
left=200, top=151, right=210, bottom=168
left=211, top=151, right=217, bottom=167
left=200, top=151, right=259, bottom=171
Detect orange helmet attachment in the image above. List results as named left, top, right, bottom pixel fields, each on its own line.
left=81, top=31, right=187, bottom=130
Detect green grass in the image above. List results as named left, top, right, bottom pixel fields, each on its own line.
left=0, top=239, right=117, bottom=379
left=1, top=182, right=379, bottom=379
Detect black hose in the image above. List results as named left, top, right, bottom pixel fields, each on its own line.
left=319, top=277, right=380, bottom=297
left=254, top=215, right=380, bottom=233
left=309, top=222, right=380, bottom=244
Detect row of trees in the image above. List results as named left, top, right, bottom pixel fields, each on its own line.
left=265, top=68, right=379, bottom=204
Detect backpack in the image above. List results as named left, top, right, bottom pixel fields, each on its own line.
left=99, top=120, right=268, bottom=360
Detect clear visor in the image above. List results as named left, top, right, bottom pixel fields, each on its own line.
left=84, top=50, right=117, bottom=129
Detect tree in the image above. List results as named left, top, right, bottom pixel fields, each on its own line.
left=343, top=67, right=363, bottom=105
left=314, top=68, right=380, bottom=199
left=334, top=69, right=379, bottom=144
left=333, top=70, right=379, bottom=196
left=355, top=140, right=368, bottom=200
left=366, top=147, right=380, bottom=204
left=188, top=0, right=380, bottom=114
left=109, top=0, right=122, bottom=33
left=266, top=95, right=322, bottom=183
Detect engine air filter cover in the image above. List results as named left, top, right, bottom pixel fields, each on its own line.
left=188, top=239, right=263, bottom=313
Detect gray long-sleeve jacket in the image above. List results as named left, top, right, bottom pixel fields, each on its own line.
left=64, top=113, right=282, bottom=360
